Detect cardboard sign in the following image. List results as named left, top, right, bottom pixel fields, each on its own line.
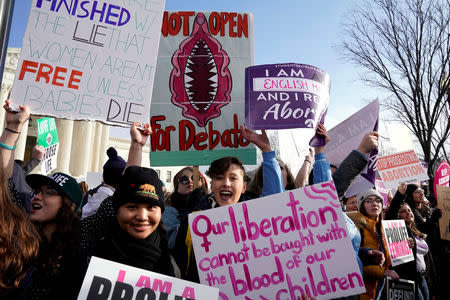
left=434, top=161, right=450, bottom=201
left=324, top=99, right=379, bottom=197
left=11, top=0, right=165, bottom=126
left=77, top=256, right=219, bottom=300
left=377, top=150, right=429, bottom=189
left=149, top=11, right=256, bottom=166
left=188, top=181, right=365, bottom=299
left=37, top=117, right=59, bottom=175
left=386, top=278, right=415, bottom=300
left=436, top=185, right=450, bottom=241
left=381, top=220, right=414, bottom=267
left=244, top=63, right=330, bottom=130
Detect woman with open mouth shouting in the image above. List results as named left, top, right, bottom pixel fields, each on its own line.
left=173, top=126, right=285, bottom=282
left=0, top=100, right=84, bottom=300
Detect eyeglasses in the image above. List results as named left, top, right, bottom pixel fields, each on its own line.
left=32, top=187, right=61, bottom=197
left=364, top=197, right=383, bottom=204
left=413, top=189, right=424, bottom=194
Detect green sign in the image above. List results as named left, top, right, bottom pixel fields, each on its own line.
left=37, top=117, right=59, bottom=174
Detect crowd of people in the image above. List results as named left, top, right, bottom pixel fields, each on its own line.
left=0, top=100, right=448, bottom=300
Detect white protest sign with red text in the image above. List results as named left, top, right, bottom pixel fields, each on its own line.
left=189, top=181, right=365, bottom=299
left=376, top=150, right=429, bottom=189
left=381, top=220, right=414, bottom=267
left=11, top=0, right=165, bottom=126
left=77, top=256, right=219, bottom=300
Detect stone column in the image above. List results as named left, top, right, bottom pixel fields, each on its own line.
left=55, top=119, right=74, bottom=174
left=89, top=122, right=102, bottom=172
left=70, top=120, right=93, bottom=178
left=99, top=123, right=110, bottom=168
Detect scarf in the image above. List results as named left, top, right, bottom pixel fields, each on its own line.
left=98, top=222, right=172, bottom=275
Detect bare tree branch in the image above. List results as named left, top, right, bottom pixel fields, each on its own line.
left=340, top=0, right=450, bottom=177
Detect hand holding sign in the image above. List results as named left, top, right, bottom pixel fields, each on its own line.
left=3, top=100, right=30, bottom=132
left=314, top=124, right=330, bottom=154
left=240, top=125, right=271, bottom=152
left=32, top=145, right=45, bottom=160
left=356, top=131, right=379, bottom=155
left=130, top=122, right=151, bottom=147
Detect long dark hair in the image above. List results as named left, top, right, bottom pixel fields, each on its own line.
left=0, top=166, right=39, bottom=291
left=398, top=202, right=426, bottom=239
left=34, top=196, right=81, bottom=274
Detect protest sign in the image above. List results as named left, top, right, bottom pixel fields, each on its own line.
left=37, top=117, right=59, bottom=175
left=189, top=181, right=365, bottom=299
left=381, top=220, right=414, bottom=267
left=386, top=278, right=415, bottom=300
left=436, top=185, right=450, bottom=241
left=149, top=11, right=256, bottom=166
left=11, top=0, right=165, bottom=126
left=77, top=256, right=219, bottom=300
left=376, top=150, right=429, bottom=189
left=434, top=161, right=450, bottom=201
left=244, top=63, right=330, bottom=131
left=375, top=179, right=391, bottom=207
left=324, top=99, right=379, bottom=197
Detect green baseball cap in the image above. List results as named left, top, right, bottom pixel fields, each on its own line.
left=26, top=172, right=83, bottom=212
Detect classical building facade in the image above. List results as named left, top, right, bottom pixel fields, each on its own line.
left=1, top=48, right=179, bottom=191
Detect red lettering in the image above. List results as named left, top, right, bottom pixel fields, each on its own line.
left=232, top=114, right=240, bottom=148
left=161, top=11, right=168, bottom=37
left=209, top=12, right=220, bottom=35
left=151, top=116, right=165, bottom=151
left=220, top=12, right=229, bottom=36
left=68, top=70, right=83, bottom=89
left=36, top=63, right=53, bottom=83
left=51, top=67, right=67, bottom=87
left=19, top=60, right=38, bottom=80
left=208, top=121, right=221, bottom=149
left=221, top=130, right=233, bottom=147
left=179, top=11, right=195, bottom=36
left=179, top=120, right=195, bottom=151
left=229, top=12, right=237, bottom=37
left=168, top=12, right=181, bottom=36
left=18, top=59, right=81, bottom=89
left=237, top=14, right=248, bottom=38
left=194, top=132, right=207, bottom=150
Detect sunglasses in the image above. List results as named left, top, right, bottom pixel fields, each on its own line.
left=178, top=175, right=194, bottom=185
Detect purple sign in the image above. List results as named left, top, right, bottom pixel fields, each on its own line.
left=245, top=63, right=330, bottom=130
left=322, top=99, right=380, bottom=197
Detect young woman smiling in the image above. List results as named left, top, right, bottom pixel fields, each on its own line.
left=347, top=189, right=399, bottom=300
left=162, top=166, right=208, bottom=250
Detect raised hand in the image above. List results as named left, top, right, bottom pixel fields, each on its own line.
left=357, top=131, right=379, bottom=155
left=314, top=123, right=330, bottom=154
left=240, top=125, right=271, bottom=152
left=3, top=99, right=30, bottom=132
left=130, top=122, right=151, bottom=147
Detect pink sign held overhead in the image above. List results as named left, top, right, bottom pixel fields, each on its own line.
left=188, top=181, right=365, bottom=299
left=433, top=161, right=450, bottom=202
